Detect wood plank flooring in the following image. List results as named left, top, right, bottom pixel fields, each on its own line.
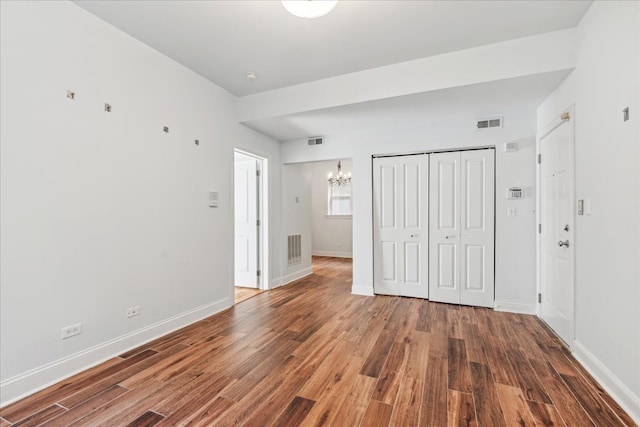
left=234, top=287, right=263, bottom=304
left=1, top=256, right=635, bottom=426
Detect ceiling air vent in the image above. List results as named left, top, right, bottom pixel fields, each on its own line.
left=476, top=117, right=503, bottom=130
left=308, top=136, right=324, bottom=146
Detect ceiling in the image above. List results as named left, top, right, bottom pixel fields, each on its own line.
left=74, top=0, right=591, bottom=97
left=247, top=70, right=573, bottom=141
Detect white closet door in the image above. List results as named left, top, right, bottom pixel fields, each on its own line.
left=460, top=150, right=495, bottom=308
left=428, top=152, right=461, bottom=304
left=429, top=149, right=495, bottom=307
left=373, top=155, right=429, bottom=298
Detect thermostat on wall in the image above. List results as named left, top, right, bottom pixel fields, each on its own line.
left=506, top=187, right=524, bottom=199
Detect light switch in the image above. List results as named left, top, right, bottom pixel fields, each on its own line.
left=208, top=191, right=219, bottom=207
left=584, top=198, right=592, bottom=215
left=507, top=206, right=517, bottom=217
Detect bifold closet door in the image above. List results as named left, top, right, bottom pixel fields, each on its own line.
left=429, top=149, right=495, bottom=307
left=373, top=155, right=429, bottom=298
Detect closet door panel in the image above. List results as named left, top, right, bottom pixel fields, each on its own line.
left=460, top=149, right=495, bottom=308
left=429, top=152, right=461, bottom=304
left=373, top=155, right=429, bottom=298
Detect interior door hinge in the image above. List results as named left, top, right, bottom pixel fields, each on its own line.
left=538, top=293, right=542, bottom=303
left=257, top=219, right=261, bottom=226
left=537, top=154, right=542, bottom=164
left=257, top=270, right=261, bottom=277
left=256, top=170, right=261, bottom=176
left=538, top=224, right=542, bottom=234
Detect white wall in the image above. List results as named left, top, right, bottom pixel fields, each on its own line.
left=282, top=112, right=538, bottom=307
left=281, top=163, right=313, bottom=284
left=310, top=159, right=353, bottom=258
left=235, top=124, right=283, bottom=290
left=0, top=1, right=238, bottom=404
left=537, top=1, right=640, bottom=421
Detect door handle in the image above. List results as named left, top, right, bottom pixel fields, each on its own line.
left=445, top=235, right=456, bottom=239
left=410, top=234, right=419, bottom=238
left=558, top=240, right=570, bottom=248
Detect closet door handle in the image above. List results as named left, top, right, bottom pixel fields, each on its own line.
left=445, top=235, right=456, bottom=239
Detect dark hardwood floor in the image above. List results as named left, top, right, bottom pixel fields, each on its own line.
left=0, top=256, right=635, bottom=426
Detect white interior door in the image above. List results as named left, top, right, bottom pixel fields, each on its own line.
left=460, top=150, right=495, bottom=308
left=428, top=152, right=461, bottom=304
left=234, top=154, right=258, bottom=288
left=373, top=155, right=429, bottom=298
left=429, top=149, right=495, bottom=307
left=540, top=116, right=574, bottom=345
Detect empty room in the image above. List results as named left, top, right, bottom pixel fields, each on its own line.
left=1, top=0, right=638, bottom=426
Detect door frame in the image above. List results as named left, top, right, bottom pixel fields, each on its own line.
left=372, top=146, right=496, bottom=304
left=234, top=148, right=269, bottom=292
left=536, top=105, right=576, bottom=347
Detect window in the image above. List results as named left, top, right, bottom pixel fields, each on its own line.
left=328, top=181, right=352, bottom=216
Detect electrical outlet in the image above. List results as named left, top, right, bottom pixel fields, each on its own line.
left=61, top=323, right=82, bottom=339
left=126, top=306, right=141, bottom=318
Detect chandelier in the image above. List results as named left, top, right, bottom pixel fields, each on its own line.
left=328, top=161, right=351, bottom=186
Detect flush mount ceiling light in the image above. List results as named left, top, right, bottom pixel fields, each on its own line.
left=281, top=0, right=338, bottom=19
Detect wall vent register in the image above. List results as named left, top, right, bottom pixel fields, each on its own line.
left=476, top=117, right=502, bottom=129
left=308, top=137, right=324, bottom=145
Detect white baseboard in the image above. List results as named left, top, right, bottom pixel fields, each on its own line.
left=269, top=277, right=283, bottom=290
left=572, top=340, right=640, bottom=424
left=0, top=296, right=232, bottom=407
left=311, top=251, right=353, bottom=259
left=282, top=267, right=313, bottom=286
left=493, top=300, right=537, bottom=315
left=352, top=285, right=375, bottom=296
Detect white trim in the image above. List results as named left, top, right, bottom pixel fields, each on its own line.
left=282, top=267, right=313, bottom=286
left=493, top=300, right=537, bottom=315
left=270, top=277, right=283, bottom=289
left=324, top=214, right=352, bottom=219
left=572, top=340, right=640, bottom=424
left=0, top=297, right=232, bottom=407
left=312, top=251, right=352, bottom=258
left=351, top=285, right=375, bottom=296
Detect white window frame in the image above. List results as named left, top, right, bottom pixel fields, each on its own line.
left=326, top=181, right=352, bottom=218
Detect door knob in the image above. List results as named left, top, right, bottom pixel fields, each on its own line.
left=410, top=234, right=419, bottom=238
left=563, top=224, right=570, bottom=232
left=558, top=240, right=570, bottom=248
left=445, top=235, right=456, bottom=239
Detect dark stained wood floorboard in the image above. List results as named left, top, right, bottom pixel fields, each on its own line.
left=0, top=256, right=635, bottom=426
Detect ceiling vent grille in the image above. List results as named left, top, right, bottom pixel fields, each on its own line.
left=308, top=137, right=324, bottom=146
left=476, top=117, right=502, bottom=130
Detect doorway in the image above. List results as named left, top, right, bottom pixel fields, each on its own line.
left=538, top=108, right=575, bottom=346
left=234, top=149, right=268, bottom=303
